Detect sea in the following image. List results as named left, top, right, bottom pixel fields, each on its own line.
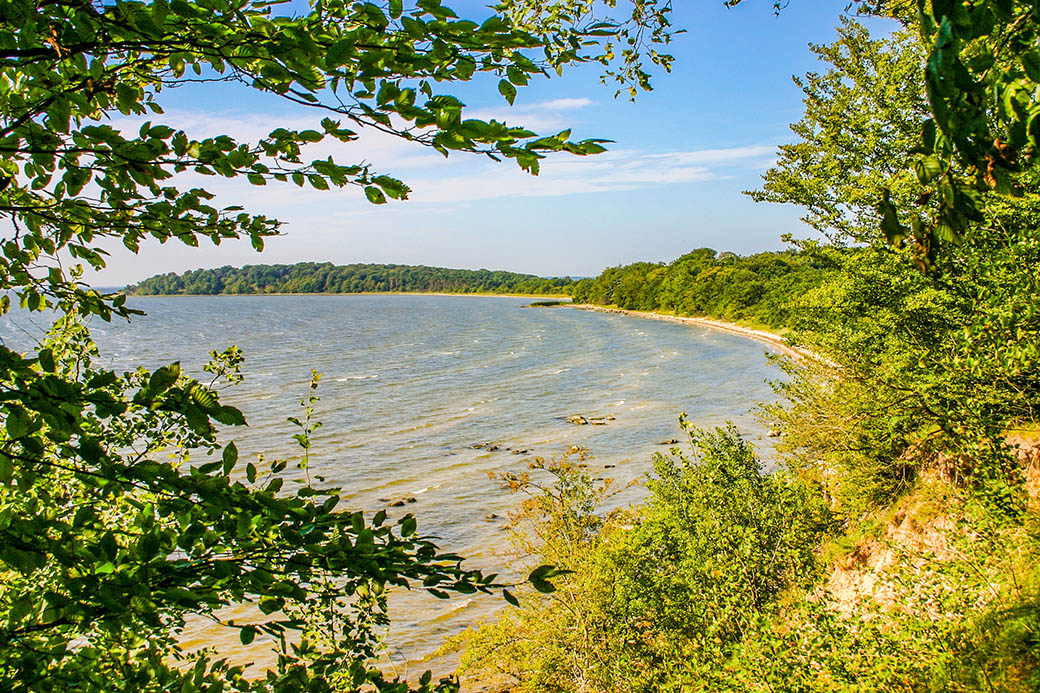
left=1, top=294, right=785, bottom=679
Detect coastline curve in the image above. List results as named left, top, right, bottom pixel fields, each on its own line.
left=569, top=304, right=813, bottom=360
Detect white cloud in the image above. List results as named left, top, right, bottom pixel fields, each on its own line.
left=534, top=97, right=595, bottom=110
left=645, top=145, right=777, bottom=165
left=465, top=96, right=596, bottom=133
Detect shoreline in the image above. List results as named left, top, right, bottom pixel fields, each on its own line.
left=125, top=291, right=572, bottom=300
left=570, top=304, right=811, bottom=360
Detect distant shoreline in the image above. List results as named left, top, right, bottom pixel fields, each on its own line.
left=121, top=292, right=810, bottom=358
left=126, top=291, right=572, bottom=300
left=569, top=304, right=811, bottom=360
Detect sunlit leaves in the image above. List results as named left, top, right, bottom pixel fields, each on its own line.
left=0, top=332, right=494, bottom=689
left=895, top=0, right=1040, bottom=258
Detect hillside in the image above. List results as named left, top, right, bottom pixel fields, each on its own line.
left=127, top=262, right=576, bottom=296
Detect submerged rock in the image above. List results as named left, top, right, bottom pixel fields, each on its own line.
left=657, top=439, right=680, bottom=445
left=567, top=414, right=615, bottom=425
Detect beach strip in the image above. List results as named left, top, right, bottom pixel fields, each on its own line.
left=569, top=304, right=812, bottom=360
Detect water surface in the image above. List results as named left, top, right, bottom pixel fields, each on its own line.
left=2, top=295, right=784, bottom=676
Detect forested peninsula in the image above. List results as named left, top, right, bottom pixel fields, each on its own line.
left=570, top=247, right=834, bottom=332
left=127, top=262, right=576, bottom=296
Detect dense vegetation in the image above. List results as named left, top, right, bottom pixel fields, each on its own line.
left=451, top=9, right=1040, bottom=692
left=129, top=263, right=575, bottom=296
left=4, top=0, right=1040, bottom=690
left=570, top=248, right=835, bottom=330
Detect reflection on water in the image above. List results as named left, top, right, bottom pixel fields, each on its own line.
left=1, top=295, right=784, bottom=678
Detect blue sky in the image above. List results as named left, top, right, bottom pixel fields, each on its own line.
left=87, top=0, right=890, bottom=285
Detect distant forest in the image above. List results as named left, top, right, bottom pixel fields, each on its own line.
left=128, top=251, right=836, bottom=331
left=127, top=262, right=576, bottom=296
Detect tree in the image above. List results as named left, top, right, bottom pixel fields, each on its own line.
left=751, top=11, right=1040, bottom=513
left=0, top=0, right=676, bottom=690
left=749, top=17, right=930, bottom=244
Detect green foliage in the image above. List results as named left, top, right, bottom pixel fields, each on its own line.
left=570, top=247, right=834, bottom=330
left=689, top=482, right=1040, bottom=692
left=0, top=320, right=501, bottom=690
left=453, top=423, right=830, bottom=692
left=897, top=0, right=1040, bottom=264
left=128, top=262, right=576, bottom=296
left=753, top=13, right=1040, bottom=515
left=497, top=0, right=678, bottom=99
left=749, top=19, right=929, bottom=245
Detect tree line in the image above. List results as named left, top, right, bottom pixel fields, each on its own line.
left=570, top=247, right=835, bottom=331
left=130, top=249, right=839, bottom=335
left=128, top=262, right=576, bottom=296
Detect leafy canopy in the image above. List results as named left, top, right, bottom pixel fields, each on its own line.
left=885, top=0, right=1040, bottom=265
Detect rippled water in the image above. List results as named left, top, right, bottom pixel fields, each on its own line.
left=2, top=295, right=784, bottom=678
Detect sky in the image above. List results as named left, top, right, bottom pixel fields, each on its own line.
left=83, top=0, right=893, bottom=286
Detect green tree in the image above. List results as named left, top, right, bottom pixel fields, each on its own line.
left=748, top=17, right=929, bottom=244
left=751, top=13, right=1040, bottom=513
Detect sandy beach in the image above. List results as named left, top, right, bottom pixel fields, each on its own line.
left=569, top=304, right=812, bottom=360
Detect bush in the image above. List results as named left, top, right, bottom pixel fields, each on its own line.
left=453, top=422, right=831, bottom=692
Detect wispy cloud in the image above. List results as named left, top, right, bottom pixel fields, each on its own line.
left=404, top=144, right=776, bottom=204
left=534, top=97, right=595, bottom=110
left=104, top=109, right=775, bottom=213
left=466, top=96, right=597, bottom=132
left=645, top=145, right=776, bottom=165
